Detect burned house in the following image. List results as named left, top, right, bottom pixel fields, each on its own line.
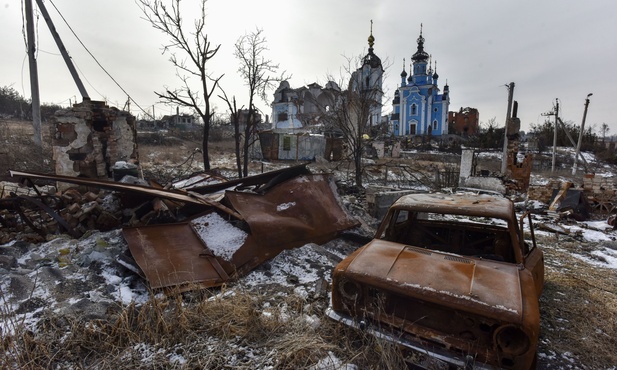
left=448, top=107, right=479, bottom=136
left=50, top=99, right=139, bottom=181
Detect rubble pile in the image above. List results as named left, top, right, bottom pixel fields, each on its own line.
left=529, top=174, right=616, bottom=215
left=0, top=183, right=122, bottom=244
left=583, top=173, right=617, bottom=213
left=57, top=189, right=121, bottom=233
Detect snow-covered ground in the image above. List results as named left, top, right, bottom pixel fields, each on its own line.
left=1, top=187, right=616, bottom=368
left=2, top=142, right=617, bottom=368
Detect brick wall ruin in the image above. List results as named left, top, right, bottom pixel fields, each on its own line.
left=528, top=174, right=617, bottom=214
left=51, top=100, right=139, bottom=180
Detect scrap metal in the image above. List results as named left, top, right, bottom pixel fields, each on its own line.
left=9, top=170, right=242, bottom=220
left=122, top=221, right=232, bottom=290
left=9, top=165, right=358, bottom=290
left=123, top=173, right=359, bottom=290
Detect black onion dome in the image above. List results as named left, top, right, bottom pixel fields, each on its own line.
left=412, top=26, right=429, bottom=62
left=363, top=48, right=382, bottom=68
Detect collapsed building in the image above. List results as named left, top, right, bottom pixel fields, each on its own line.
left=51, top=99, right=139, bottom=182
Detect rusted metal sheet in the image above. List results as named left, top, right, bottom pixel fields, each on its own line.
left=122, top=173, right=358, bottom=289
left=122, top=222, right=233, bottom=290
left=226, top=174, right=359, bottom=273
left=228, top=174, right=357, bottom=248
left=187, top=163, right=311, bottom=195
left=9, top=170, right=242, bottom=219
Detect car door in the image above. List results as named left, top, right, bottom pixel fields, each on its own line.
left=521, top=212, right=544, bottom=297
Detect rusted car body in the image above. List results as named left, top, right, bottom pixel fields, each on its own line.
left=327, top=193, right=544, bottom=369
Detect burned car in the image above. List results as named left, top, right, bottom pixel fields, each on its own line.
left=327, top=193, right=544, bottom=369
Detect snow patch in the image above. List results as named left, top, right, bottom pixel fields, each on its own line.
left=277, top=202, right=296, bottom=212
left=191, top=213, right=248, bottom=261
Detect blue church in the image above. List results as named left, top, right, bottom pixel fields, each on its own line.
left=390, top=26, right=450, bottom=137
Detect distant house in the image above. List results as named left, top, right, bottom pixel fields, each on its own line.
left=161, top=113, right=195, bottom=128
left=237, top=109, right=263, bottom=128
left=448, top=107, right=479, bottom=136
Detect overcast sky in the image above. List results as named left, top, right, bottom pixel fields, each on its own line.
left=2, top=0, right=615, bottom=134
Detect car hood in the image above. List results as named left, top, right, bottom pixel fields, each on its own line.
left=344, top=240, right=524, bottom=321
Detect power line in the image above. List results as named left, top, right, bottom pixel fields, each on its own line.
left=71, top=58, right=105, bottom=99
left=47, top=0, right=153, bottom=119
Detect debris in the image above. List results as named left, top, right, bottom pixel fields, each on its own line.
left=123, top=221, right=231, bottom=290
left=537, top=222, right=571, bottom=235
left=7, top=165, right=358, bottom=290
left=608, top=214, right=617, bottom=229
left=123, top=173, right=358, bottom=289
left=548, top=187, right=591, bottom=221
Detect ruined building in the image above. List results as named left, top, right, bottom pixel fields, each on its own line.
left=51, top=99, right=139, bottom=181
left=270, top=23, right=384, bottom=131
left=270, top=81, right=341, bottom=130
left=390, top=25, right=450, bottom=137
left=348, top=23, right=384, bottom=128
left=448, top=107, right=480, bottom=136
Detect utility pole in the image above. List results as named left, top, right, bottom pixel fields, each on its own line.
left=552, top=99, right=559, bottom=173
left=572, top=93, right=593, bottom=175
left=540, top=99, right=558, bottom=173
left=25, top=0, right=42, bottom=147
left=501, top=82, right=515, bottom=175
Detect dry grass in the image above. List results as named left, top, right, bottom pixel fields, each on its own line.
left=0, top=120, right=53, bottom=179
left=536, top=233, right=617, bottom=369
left=1, top=285, right=409, bottom=369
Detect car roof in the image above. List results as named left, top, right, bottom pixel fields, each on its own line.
left=391, top=193, right=515, bottom=221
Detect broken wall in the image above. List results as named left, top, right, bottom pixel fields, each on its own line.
left=51, top=100, right=138, bottom=181
left=582, top=173, right=617, bottom=213
left=529, top=174, right=616, bottom=214
left=458, top=149, right=506, bottom=194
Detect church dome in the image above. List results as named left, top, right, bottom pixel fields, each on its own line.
left=412, top=26, right=429, bottom=62
left=362, top=21, right=382, bottom=69
left=363, top=49, right=382, bottom=69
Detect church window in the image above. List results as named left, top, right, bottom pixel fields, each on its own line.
left=283, top=136, right=291, bottom=151
left=433, top=120, right=438, bottom=131
left=278, top=112, right=288, bottom=122
left=411, top=104, right=417, bottom=115
left=434, top=107, right=438, bottom=112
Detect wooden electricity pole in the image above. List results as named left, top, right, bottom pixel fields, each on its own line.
left=552, top=99, right=559, bottom=173
left=501, top=82, right=515, bottom=175
left=25, top=0, right=42, bottom=147
left=572, top=93, right=593, bottom=175
left=34, top=0, right=90, bottom=100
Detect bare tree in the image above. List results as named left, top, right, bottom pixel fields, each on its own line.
left=601, top=123, right=610, bottom=144
left=318, top=55, right=385, bottom=188
left=137, top=0, right=222, bottom=171
left=218, top=90, right=242, bottom=178
left=233, top=28, right=289, bottom=177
